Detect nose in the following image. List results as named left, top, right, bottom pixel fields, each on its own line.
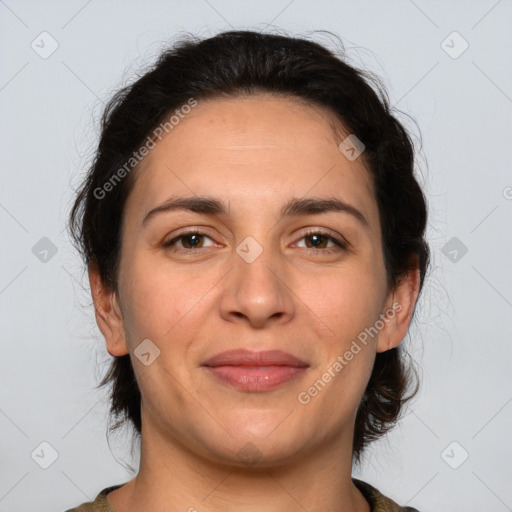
left=219, top=242, right=296, bottom=329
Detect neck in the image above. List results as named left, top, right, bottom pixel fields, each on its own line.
left=108, top=415, right=370, bottom=512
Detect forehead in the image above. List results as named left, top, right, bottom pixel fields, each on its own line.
left=126, top=94, right=378, bottom=227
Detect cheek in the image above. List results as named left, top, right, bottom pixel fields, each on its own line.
left=118, top=258, right=208, bottom=405
left=296, top=272, right=379, bottom=407
left=301, top=264, right=384, bottom=343
left=119, top=251, right=219, bottom=348
left=295, top=266, right=381, bottom=401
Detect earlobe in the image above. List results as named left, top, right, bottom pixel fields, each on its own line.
left=88, top=260, right=129, bottom=357
left=376, top=261, right=421, bottom=353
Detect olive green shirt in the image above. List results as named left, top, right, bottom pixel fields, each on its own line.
left=65, top=478, right=419, bottom=511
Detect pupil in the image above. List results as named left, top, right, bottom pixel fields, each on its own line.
left=185, top=234, right=201, bottom=248
left=308, top=234, right=325, bottom=248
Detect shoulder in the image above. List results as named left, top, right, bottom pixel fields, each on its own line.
left=64, top=484, right=124, bottom=512
left=353, top=478, right=421, bottom=512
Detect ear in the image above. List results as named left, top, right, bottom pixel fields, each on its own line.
left=376, top=256, right=421, bottom=353
left=88, top=259, right=129, bottom=357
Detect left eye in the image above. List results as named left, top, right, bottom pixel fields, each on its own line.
left=294, top=231, right=346, bottom=252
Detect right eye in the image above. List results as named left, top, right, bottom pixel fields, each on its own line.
left=162, top=230, right=216, bottom=251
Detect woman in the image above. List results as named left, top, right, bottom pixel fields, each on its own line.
left=66, top=29, right=429, bottom=512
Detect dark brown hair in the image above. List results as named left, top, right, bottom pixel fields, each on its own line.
left=68, top=29, right=430, bottom=464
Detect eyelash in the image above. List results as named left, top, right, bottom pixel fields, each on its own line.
left=162, top=229, right=347, bottom=255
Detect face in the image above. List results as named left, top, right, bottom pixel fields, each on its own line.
left=94, top=94, right=415, bottom=467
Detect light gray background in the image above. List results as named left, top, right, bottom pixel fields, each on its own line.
left=1, top=1, right=511, bottom=511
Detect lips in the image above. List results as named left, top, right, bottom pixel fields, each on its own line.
left=201, top=349, right=309, bottom=392
left=202, top=349, right=309, bottom=368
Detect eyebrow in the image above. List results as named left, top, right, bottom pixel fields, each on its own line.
left=142, top=195, right=369, bottom=228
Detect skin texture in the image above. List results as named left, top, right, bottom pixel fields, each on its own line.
left=89, top=94, right=420, bottom=512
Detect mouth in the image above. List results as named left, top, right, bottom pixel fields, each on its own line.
left=201, top=349, right=309, bottom=392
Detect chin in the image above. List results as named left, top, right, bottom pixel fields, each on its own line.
left=197, top=420, right=309, bottom=469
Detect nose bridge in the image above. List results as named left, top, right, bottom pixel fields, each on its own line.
left=219, top=233, right=294, bottom=327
